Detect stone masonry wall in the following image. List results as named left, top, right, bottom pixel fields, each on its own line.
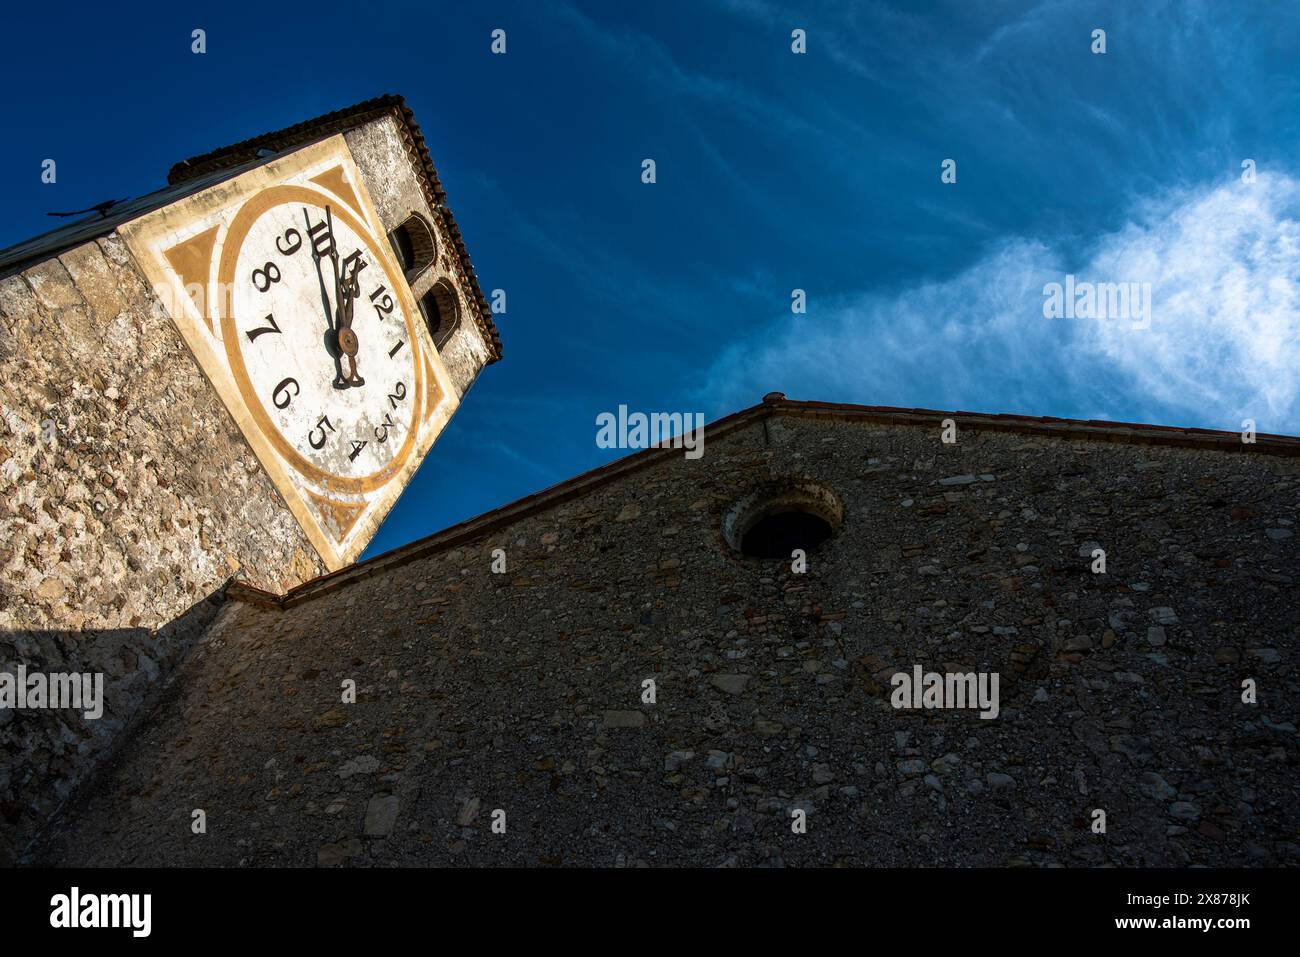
left=343, top=117, right=492, bottom=399
left=0, top=234, right=327, bottom=864
left=34, top=412, right=1299, bottom=866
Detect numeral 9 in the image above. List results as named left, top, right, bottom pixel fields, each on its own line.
left=276, top=227, right=302, bottom=256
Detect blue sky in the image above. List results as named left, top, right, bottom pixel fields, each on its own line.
left=2, top=0, right=1298, bottom=558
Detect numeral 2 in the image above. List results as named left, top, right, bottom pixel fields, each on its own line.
left=370, top=284, right=395, bottom=317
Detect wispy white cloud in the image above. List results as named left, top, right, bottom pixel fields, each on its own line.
left=476, top=438, right=564, bottom=483
left=700, top=173, right=1300, bottom=432
left=972, top=0, right=1068, bottom=64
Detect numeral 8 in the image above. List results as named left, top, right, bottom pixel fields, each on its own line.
left=252, top=262, right=281, bottom=292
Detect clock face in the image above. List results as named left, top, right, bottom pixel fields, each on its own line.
left=216, top=185, right=428, bottom=493
left=120, top=137, right=459, bottom=570
left=220, top=188, right=421, bottom=486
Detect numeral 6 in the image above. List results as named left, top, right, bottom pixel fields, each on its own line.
left=272, top=377, right=299, bottom=409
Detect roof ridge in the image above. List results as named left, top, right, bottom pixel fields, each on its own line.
left=228, top=394, right=1300, bottom=610
left=165, top=94, right=404, bottom=183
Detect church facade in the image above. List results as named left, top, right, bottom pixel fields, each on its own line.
left=2, top=101, right=1297, bottom=867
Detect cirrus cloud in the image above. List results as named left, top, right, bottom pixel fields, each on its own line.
left=701, top=173, right=1300, bottom=434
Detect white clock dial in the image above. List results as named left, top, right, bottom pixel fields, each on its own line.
left=228, top=199, right=418, bottom=480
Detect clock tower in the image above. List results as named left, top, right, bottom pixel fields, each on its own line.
left=121, top=132, right=467, bottom=571
left=0, top=98, right=500, bottom=851
left=2, top=95, right=499, bottom=615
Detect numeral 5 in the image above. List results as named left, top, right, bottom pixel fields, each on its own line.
left=308, top=415, right=335, bottom=450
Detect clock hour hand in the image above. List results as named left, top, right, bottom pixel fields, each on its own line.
left=332, top=250, right=367, bottom=389
left=336, top=250, right=367, bottom=329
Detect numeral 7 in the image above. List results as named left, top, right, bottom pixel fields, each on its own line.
left=245, top=313, right=281, bottom=342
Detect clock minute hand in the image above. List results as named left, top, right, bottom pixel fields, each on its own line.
left=304, top=206, right=354, bottom=390
left=305, top=207, right=339, bottom=334
left=324, top=206, right=348, bottom=333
